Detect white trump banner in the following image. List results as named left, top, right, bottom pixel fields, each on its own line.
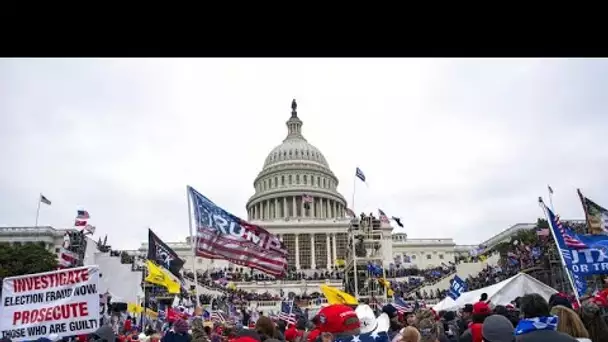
left=1, top=266, right=100, bottom=341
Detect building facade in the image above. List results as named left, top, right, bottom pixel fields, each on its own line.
left=0, top=226, right=68, bottom=254
left=0, top=101, right=563, bottom=295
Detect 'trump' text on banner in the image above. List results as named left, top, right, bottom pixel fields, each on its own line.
left=0, top=266, right=100, bottom=341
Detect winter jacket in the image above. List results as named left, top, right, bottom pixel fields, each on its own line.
left=191, top=318, right=209, bottom=342
left=161, top=331, right=191, bottom=342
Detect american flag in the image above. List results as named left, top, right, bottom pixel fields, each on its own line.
left=335, top=331, right=389, bottom=342
left=74, top=219, right=87, bottom=226
left=189, top=186, right=288, bottom=277
left=378, top=209, right=390, bottom=224
left=392, top=297, right=413, bottom=314
left=58, top=248, right=79, bottom=269
left=77, top=210, right=90, bottom=220
left=277, top=300, right=302, bottom=325
left=547, top=206, right=587, bottom=249
left=211, top=310, right=226, bottom=323
left=302, top=194, right=313, bottom=203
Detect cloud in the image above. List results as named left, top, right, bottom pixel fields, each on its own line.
left=1, top=58, right=607, bottom=249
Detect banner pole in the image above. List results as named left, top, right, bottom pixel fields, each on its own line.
left=539, top=199, right=581, bottom=306
left=35, top=194, right=41, bottom=226
left=187, top=186, right=201, bottom=306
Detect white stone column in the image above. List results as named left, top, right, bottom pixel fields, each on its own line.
left=310, top=234, right=316, bottom=269
left=312, top=197, right=316, bottom=218
left=258, top=203, right=262, bottom=219
left=332, top=233, right=337, bottom=263
left=295, top=234, right=300, bottom=269
left=292, top=196, right=297, bottom=218
left=326, top=200, right=331, bottom=218
left=326, top=234, right=331, bottom=270
left=275, top=198, right=279, bottom=219
left=332, top=202, right=337, bottom=219
left=283, top=198, right=287, bottom=219
left=266, top=200, right=270, bottom=219
left=301, top=197, right=305, bottom=218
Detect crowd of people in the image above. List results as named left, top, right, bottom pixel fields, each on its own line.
left=22, top=291, right=608, bottom=342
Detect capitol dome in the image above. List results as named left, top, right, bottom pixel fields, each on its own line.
left=246, top=100, right=348, bottom=222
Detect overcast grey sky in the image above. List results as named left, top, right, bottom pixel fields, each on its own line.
left=1, top=58, right=607, bottom=250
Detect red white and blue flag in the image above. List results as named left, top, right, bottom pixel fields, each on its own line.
left=378, top=209, right=390, bottom=224
left=188, top=186, right=288, bottom=277
left=392, top=296, right=414, bottom=314
left=77, top=210, right=90, bottom=220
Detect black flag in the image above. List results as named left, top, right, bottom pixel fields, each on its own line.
left=148, top=229, right=185, bottom=278
left=391, top=216, right=404, bottom=228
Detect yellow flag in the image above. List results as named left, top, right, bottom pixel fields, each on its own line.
left=479, top=255, right=487, bottom=262
left=378, top=278, right=394, bottom=297
left=145, top=260, right=181, bottom=294
left=335, top=259, right=346, bottom=267
left=128, top=303, right=143, bottom=314
left=320, top=284, right=359, bottom=305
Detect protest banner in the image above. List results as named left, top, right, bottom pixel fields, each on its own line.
left=0, top=265, right=100, bottom=341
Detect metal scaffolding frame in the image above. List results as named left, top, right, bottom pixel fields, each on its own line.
left=343, top=216, right=387, bottom=305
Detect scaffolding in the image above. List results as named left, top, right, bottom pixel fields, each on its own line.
left=65, top=229, right=88, bottom=267
left=343, top=216, right=387, bottom=305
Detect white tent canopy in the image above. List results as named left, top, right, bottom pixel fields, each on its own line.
left=433, top=272, right=557, bottom=312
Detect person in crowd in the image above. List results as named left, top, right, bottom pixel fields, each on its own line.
left=191, top=307, right=210, bottom=342
left=255, top=316, right=279, bottom=341
left=405, top=312, right=418, bottom=327
left=401, top=326, right=421, bottom=342
left=231, top=330, right=262, bottom=342
left=418, top=318, right=442, bottom=342
left=479, top=294, right=488, bottom=303
left=440, top=311, right=459, bottom=342
left=492, top=305, right=519, bottom=328
left=124, top=318, right=133, bottom=335
left=579, top=301, right=608, bottom=342
left=90, top=325, right=118, bottom=342
left=481, top=315, right=514, bottom=342
left=148, top=334, right=162, bottom=342
left=312, top=304, right=361, bottom=342
left=383, top=304, right=403, bottom=340
left=548, top=294, right=573, bottom=310
left=285, top=324, right=303, bottom=342
left=456, top=304, right=473, bottom=336
left=161, top=318, right=190, bottom=342
left=460, top=302, right=491, bottom=342
left=514, top=293, right=576, bottom=342
left=550, top=305, right=591, bottom=342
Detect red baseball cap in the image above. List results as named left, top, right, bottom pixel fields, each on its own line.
left=315, top=304, right=360, bottom=334
left=472, top=301, right=491, bottom=315
left=285, top=326, right=302, bottom=342
left=307, top=329, right=321, bottom=342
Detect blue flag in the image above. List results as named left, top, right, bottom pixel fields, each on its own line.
left=572, top=273, right=587, bottom=298
left=546, top=206, right=608, bottom=277
left=448, top=275, right=467, bottom=300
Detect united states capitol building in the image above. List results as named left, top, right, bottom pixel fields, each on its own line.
left=0, top=101, right=546, bottom=299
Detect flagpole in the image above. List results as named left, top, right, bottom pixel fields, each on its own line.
left=35, top=194, right=41, bottom=226
left=351, top=175, right=356, bottom=213
left=186, top=186, right=201, bottom=307
left=548, top=186, right=555, bottom=212
left=539, top=198, right=581, bottom=306
left=351, top=171, right=361, bottom=298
